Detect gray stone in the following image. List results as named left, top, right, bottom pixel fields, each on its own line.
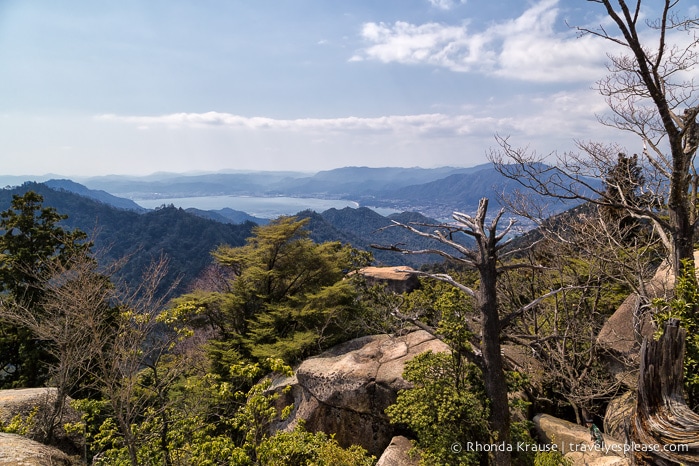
left=376, top=436, right=419, bottom=466
left=356, top=266, right=421, bottom=294
left=0, top=432, right=74, bottom=465
left=533, top=413, right=629, bottom=465
left=270, top=330, right=449, bottom=457
left=0, top=388, right=82, bottom=459
left=594, top=252, right=699, bottom=389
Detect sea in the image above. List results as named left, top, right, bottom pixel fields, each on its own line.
left=133, top=195, right=400, bottom=219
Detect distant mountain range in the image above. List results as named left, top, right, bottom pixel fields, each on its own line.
left=0, top=181, right=452, bottom=293
left=0, top=165, right=600, bottom=291
left=69, top=164, right=590, bottom=221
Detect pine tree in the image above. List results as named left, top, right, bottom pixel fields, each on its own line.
left=0, top=190, right=89, bottom=387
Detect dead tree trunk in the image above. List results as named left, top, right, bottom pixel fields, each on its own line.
left=632, top=318, right=699, bottom=465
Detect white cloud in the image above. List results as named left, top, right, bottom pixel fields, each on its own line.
left=427, top=0, right=466, bottom=11
left=97, top=111, right=495, bottom=136
left=352, top=0, right=614, bottom=83
left=349, top=21, right=493, bottom=72
left=95, top=88, right=612, bottom=143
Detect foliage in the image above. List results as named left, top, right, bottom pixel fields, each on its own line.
left=533, top=449, right=572, bottom=466
left=0, top=182, right=256, bottom=296
left=0, top=190, right=90, bottom=388
left=1, top=405, right=39, bottom=436
left=600, top=153, right=651, bottom=243
left=653, top=258, right=699, bottom=410
left=386, top=351, right=489, bottom=466
left=67, top=356, right=372, bottom=466
left=181, top=216, right=372, bottom=366
left=402, top=278, right=476, bottom=354
left=256, top=426, right=375, bottom=466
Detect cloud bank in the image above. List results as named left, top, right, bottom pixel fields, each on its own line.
left=96, top=86, right=608, bottom=141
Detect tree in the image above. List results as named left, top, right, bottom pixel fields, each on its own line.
left=600, top=153, right=650, bottom=242
left=385, top=351, right=489, bottom=466
left=499, top=241, right=625, bottom=424
left=492, top=0, right=699, bottom=285
left=88, top=257, right=182, bottom=466
left=17, top=253, right=186, bottom=466
left=256, top=427, right=375, bottom=466
left=0, top=190, right=89, bottom=387
left=632, top=319, right=699, bottom=464
left=180, top=216, right=372, bottom=367
left=653, top=261, right=699, bottom=411
left=375, top=198, right=567, bottom=466
left=0, top=247, right=116, bottom=445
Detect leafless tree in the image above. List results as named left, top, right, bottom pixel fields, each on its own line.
left=0, top=249, right=116, bottom=445
left=89, top=256, right=185, bottom=466
left=499, top=236, right=628, bottom=425
left=375, top=198, right=570, bottom=466
left=492, top=0, right=699, bottom=285
left=0, top=250, right=188, bottom=465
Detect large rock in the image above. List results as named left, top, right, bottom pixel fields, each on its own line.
left=0, top=432, right=74, bottom=465
left=356, top=266, right=420, bottom=294
left=533, top=414, right=630, bottom=466
left=270, top=330, right=449, bottom=456
left=596, top=251, right=699, bottom=388
left=0, top=388, right=81, bottom=458
left=376, top=436, right=420, bottom=466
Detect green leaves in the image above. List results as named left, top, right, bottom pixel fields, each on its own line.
left=256, top=427, right=375, bottom=466
left=197, top=216, right=371, bottom=365
left=653, top=258, right=699, bottom=410
left=0, top=191, right=91, bottom=387
left=386, top=351, right=488, bottom=466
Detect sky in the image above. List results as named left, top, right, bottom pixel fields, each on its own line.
left=0, top=0, right=697, bottom=177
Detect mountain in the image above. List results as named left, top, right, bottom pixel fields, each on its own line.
left=75, top=164, right=593, bottom=221
left=0, top=183, right=255, bottom=295
left=300, top=207, right=465, bottom=266
left=0, top=162, right=598, bottom=290
left=81, top=171, right=311, bottom=198
left=44, top=179, right=148, bottom=212
left=272, top=166, right=481, bottom=197
left=184, top=207, right=269, bottom=225
left=0, top=182, right=456, bottom=293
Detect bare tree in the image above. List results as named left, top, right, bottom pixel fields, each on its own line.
left=88, top=256, right=184, bottom=466
left=0, top=248, right=115, bottom=445
left=492, top=0, right=699, bottom=285
left=499, top=237, right=628, bottom=425
left=375, top=198, right=569, bottom=466
left=0, top=251, right=188, bottom=465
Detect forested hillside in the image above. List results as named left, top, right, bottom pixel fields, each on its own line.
left=0, top=183, right=255, bottom=294
left=0, top=183, right=455, bottom=293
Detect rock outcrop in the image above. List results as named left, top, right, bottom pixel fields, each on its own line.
left=0, top=388, right=81, bottom=462
left=0, top=432, right=74, bottom=466
left=356, top=266, right=420, bottom=294
left=533, top=413, right=630, bottom=466
left=270, top=330, right=449, bottom=457
left=596, top=251, right=699, bottom=388
left=375, top=435, right=420, bottom=466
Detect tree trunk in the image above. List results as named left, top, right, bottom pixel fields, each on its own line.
left=479, top=256, right=511, bottom=466
left=632, top=319, right=699, bottom=465
left=668, top=168, right=695, bottom=287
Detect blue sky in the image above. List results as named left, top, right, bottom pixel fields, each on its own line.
left=0, top=0, right=696, bottom=176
